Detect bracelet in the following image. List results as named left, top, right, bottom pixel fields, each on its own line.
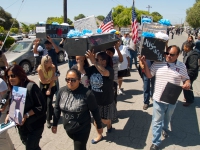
left=26, top=112, right=30, bottom=118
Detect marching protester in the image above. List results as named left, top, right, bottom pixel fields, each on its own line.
left=195, top=34, right=200, bottom=68
left=181, top=35, right=195, bottom=56
left=114, top=40, right=130, bottom=95
left=121, top=32, right=130, bottom=46
left=37, top=55, right=57, bottom=128
left=52, top=68, right=103, bottom=150
left=182, top=42, right=199, bottom=106
left=71, top=56, right=90, bottom=88
left=4, top=65, right=46, bottom=150
left=0, top=76, right=14, bottom=150
left=139, top=45, right=191, bottom=150
left=32, top=38, right=44, bottom=75
left=77, top=51, right=117, bottom=144
left=0, top=50, right=8, bottom=71
left=128, top=32, right=138, bottom=69
left=106, top=42, right=123, bottom=106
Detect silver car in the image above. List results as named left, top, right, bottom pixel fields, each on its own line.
left=5, top=39, right=66, bottom=74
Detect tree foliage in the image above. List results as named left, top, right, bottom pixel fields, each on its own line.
left=0, top=26, right=4, bottom=33
left=46, top=16, right=73, bottom=25
left=10, top=28, right=19, bottom=34
left=20, top=22, right=29, bottom=33
left=74, top=14, right=85, bottom=21
left=0, top=6, right=19, bottom=30
left=186, top=2, right=200, bottom=28
left=151, top=12, right=163, bottom=22
left=97, top=15, right=105, bottom=21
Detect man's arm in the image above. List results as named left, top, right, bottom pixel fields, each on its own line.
left=138, top=55, right=153, bottom=78
left=47, top=36, right=60, bottom=53
left=182, top=79, right=191, bottom=90
left=114, top=42, right=123, bottom=62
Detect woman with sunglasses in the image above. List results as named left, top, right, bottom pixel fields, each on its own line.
left=37, top=55, right=57, bottom=128
left=4, top=64, right=46, bottom=150
left=78, top=51, right=117, bottom=144
left=52, top=68, right=102, bottom=150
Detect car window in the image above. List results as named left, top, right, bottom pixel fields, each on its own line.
left=9, top=41, right=32, bottom=52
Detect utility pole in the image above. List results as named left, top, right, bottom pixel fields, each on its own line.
left=63, top=0, right=67, bottom=23
left=146, top=5, right=152, bottom=14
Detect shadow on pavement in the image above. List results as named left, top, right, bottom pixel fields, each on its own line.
left=123, top=79, right=138, bottom=83
left=118, top=89, right=143, bottom=102
left=161, top=97, right=200, bottom=149
left=105, top=109, right=152, bottom=149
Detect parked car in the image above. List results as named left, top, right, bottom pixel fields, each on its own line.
left=28, top=34, right=36, bottom=39
left=9, top=34, right=23, bottom=42
left=5, top=38, right=66, bottom=74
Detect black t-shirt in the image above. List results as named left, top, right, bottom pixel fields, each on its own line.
left=48, top=49, right=58, bottom=70
left=85, top=66, right=114, bottom=106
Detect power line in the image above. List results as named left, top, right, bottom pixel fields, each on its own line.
left=4, top=0, right=21, bottom=10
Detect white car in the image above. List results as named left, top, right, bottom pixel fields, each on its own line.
left=10, top=34, right=23, bottom=41
left=28, top=34, right=36, bottom=39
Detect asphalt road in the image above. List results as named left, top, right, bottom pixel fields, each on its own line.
left=8, top=32, right=200, bottom=150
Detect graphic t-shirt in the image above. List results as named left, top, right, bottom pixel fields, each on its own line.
left=85, top=66, right=114, bottom=106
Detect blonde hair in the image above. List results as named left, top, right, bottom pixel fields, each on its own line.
left=38, top=55, right=53, bottom=73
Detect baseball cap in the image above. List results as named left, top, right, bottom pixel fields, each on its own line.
left=115, top=31, right=120, bottom=35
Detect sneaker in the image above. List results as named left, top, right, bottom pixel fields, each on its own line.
left=150, top=144, right=159, bottom=150
left=162, top=130, right=169, bottom=138
left=143, top=104, right=149, bottom=110
left=118, top=89, right=124, bottom=95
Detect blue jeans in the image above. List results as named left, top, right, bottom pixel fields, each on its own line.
left=152, top=100, right=177, bottom=146
left=142, top=73, right=155, bottom=104
left=129, top=50, right=137, bottom=69
left=68, top=59, right=77, bottom=69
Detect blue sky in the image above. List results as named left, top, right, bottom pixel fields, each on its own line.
left=0, top=0, right=196, bottom=25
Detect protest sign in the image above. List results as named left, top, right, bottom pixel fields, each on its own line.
left=36, top=24, right=70, bottom=38
left=140, top=37, right=165, bottom=61
left=74, top=15, right=98, bottom=33
left=142, top=23, right=167, bottom=34
left=9, top=86, right=27, bottom=124
left=141, top=15, right=153, bottom=25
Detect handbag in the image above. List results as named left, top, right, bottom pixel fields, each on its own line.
left=124, top=68, right=131, bottom=77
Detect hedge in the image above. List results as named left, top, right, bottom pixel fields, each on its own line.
left=0, top=36, right=15, bottom=48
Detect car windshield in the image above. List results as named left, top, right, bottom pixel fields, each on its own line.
left=9, top=41, right=32, bottom=52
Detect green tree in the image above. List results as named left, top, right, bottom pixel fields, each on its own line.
left=21, top=22, right=29, bottom=33
left=0, top=26, right=4, bottom=33
left=97, top=15, right=105, bottom=21
left=10, top=28, right=19, bottom=34
left=29, top=24, right=36, bottom=30
left=46, top=16, right=73, bottom=25
left=151, top=12, right=163, bottom=22
left=0, top=7, right=19, bottom=30
left=74, top=14, right=85, bottom=21
left=186, top=2, right=200, bottom=28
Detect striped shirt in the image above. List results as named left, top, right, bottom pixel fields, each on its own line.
left=150, top=61, right=189, bottom=103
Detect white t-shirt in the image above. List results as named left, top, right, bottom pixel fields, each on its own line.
left=33, top=45, right=43, bottom=57
left=121, top=37, right=130, bottom=46
left=114, top=45, right=130, bottom=71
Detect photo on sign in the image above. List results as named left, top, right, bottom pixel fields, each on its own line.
left=74, top=15, right=97, bottom=33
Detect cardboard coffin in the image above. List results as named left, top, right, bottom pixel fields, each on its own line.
left=64, top=33, right=119, bottom=56
left=36, top=24, right=71, bottom=38
left=140, top=37, right=166, bottom=61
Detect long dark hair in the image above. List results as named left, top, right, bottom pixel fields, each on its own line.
left=97, top=51, right=113, bottom=68
left=4, top=65, right=30, bottom=90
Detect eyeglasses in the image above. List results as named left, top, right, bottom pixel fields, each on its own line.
left=164, top=52, right=176, bottom=57
left=65, top=78, right=78, bottom=83
left=7, top=74, right=16, bottom=78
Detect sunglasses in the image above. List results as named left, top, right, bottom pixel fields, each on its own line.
left=164, top=52, right=176, bottom=57
left=7, top=74, right=16, bottom=78
left=65, top=78, right=78, bottom=83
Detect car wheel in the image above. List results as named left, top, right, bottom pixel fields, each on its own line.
left=20, top=61, right=31, bottom=74
left=57, top=52, right=65, bottom=63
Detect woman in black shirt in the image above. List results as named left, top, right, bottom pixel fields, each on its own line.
left=52, top=68, right=102, bottom=150
left=4, top=64, right=46, bottom=150
left=78, top=51, right=117, bottom=144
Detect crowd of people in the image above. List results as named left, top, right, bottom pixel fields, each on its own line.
left=0, top=30, right=200, bottom=150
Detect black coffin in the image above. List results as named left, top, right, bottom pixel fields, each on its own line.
left=140, top=37, right=166, bottom=61
left=36, top=24, right=70, bottom=38
left=64, top=33, right=119, bottom=56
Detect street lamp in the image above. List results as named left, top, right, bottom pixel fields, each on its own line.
left=63, top=0, right=67, bottom=23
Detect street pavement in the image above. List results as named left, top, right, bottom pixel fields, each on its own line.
left=8, top=32, right=200, bottom=150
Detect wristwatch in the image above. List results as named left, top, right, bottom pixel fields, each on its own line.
left=26, top=112, right=30, bottom=118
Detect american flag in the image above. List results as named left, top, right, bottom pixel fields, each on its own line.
left=131, top=0, right=138, bottom=44
left=99, top=10, right=113, bottom=33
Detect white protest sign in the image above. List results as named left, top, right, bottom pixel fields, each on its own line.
left=73, top=15, right=97, bottom=33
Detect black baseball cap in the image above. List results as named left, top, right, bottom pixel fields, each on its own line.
left=44, top=40, right=51, bottom=44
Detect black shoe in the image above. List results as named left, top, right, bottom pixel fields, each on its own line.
left=150, top=144, right=159, bottom=150
left=143, top=104, right=149, bottom=110
left=162, top=130, right=169, bottom=138
left=46, top=121, right=51, bottom=128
